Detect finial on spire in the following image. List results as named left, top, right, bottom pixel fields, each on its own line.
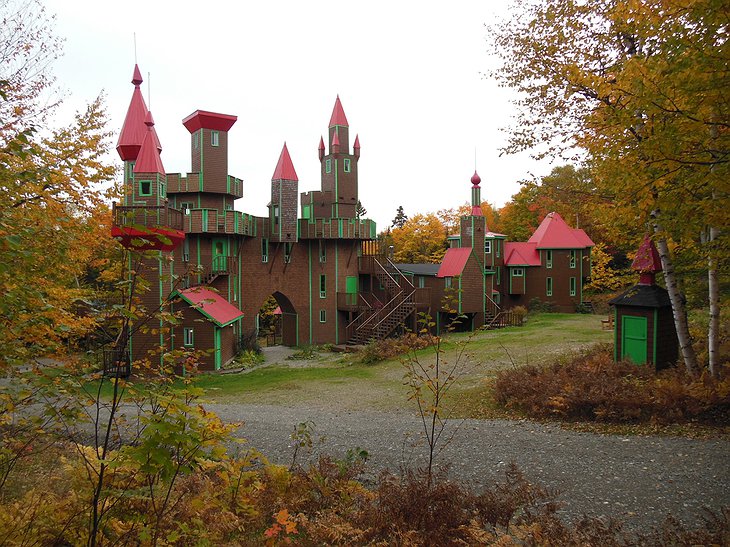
left=132, top=64, right=143, bottom=86
left=471, top=170, right=481, bottom=186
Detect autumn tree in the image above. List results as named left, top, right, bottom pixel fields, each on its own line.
left=490, top=0, right=729, bottom=375
left=391, top=205, right=408, bottom=229
left=390, top=213, right=447, bottom=264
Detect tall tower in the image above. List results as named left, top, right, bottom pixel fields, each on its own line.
left=460, top=171, right=486, bottom=250
left=320, top=96, right=359, bottom=218
left=270, top=143, right=299, bottom=243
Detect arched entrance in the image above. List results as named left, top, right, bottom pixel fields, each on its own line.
left=257, top=292, right=298, bottom=347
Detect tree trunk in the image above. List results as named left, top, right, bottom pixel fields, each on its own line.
left=652, top=214, right=699, bottom=376
left=707, top=224, right=720, bottom=378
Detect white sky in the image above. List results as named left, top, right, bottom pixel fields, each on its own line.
left=48, top=0, right=552, bottom=229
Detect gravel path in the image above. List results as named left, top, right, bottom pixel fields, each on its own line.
left=205, top=346, right=730, bottom=531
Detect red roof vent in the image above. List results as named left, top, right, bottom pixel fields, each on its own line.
left=182, top=110, right=237, bottom=133
left=272, top=142, right=298, bottom=181
left=329, top=95, right=349, bottom=127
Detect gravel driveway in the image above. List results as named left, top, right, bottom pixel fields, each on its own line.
left=205, top=346, right=730, bottom=532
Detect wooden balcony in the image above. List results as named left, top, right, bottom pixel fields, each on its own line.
left=183, top=209, right=256, bottom=236
left=167, top=172, right=244, bottom=199
left=111, top=203, right=185, bottom=251
left=298, top=218, right=376, bottom=240
left=113, top=204, right=184, bottom=231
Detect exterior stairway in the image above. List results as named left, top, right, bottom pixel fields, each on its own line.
left=346, top=256, right=416, bottom=345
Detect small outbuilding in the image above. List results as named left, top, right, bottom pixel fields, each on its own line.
left=609, top=235, right=678, bottom=370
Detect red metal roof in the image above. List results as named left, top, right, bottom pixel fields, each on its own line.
left=504, top=242, right=541, bottom=266
left=329, top=95, right=349, bottom=127
left=116, top=65, right=148, bottom=161
left=133, top=111, right=165, bottom=175
left=528, top=212, right=595, bottom=249
left=272, top=143, right=298, bottom=181
left=178, top=287, right=244, bottom=327
left=353, top=134, right=360, bottom=150
left=182, top=110, right=237, bottom=133
left=318, top=136, right=325, bottom=151
left=437, top=247, right=472, bottom=277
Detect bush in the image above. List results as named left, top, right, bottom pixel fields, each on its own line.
left=493, top=345, right=730, bottom=424
left=358, top=333, right=432, bottom=364
left=528, top=297, right=557, bottom=313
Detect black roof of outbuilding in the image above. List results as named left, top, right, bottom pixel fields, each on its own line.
left=395, top=263, right=441, bottom=276
left=609, top=284, right=672, bottom=308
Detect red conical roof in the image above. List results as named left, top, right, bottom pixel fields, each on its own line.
left=331, top=130, right=340, bottom=147
left=117, top=64, right=149, bottom=161
left=329, top=95, right=349, bottom=127
left=318, top=136, right=325, bottom=151
left=632, top=234, right=662, bottom=273
left=354, top=134, right=360, bottom=150
left=133, top=111, right=165, bottom=175
left=272, top=143, right=298, bottom=181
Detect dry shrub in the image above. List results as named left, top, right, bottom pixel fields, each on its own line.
left=494, top=344, right=730, bottom=424
left=359, top=333, right=432, bottom=364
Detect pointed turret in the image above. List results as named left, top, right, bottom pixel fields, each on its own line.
left=470, top=170, right=483, bottom=216
left=632, top=234, right=662, bottom=285
left=331, top=129, right=340, bottom=154
left=329, top=95, right=349, bottom=127
left=272, top=142, right=299, bottom=181
left=353, top=134, right=360, bottom=159
left=318, top=136, right=325, bottom=161
left=117, top=64, right=149, bottom=161
left=133, top=111, right=165, bottom=175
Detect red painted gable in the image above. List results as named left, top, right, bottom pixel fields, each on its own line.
left=528, top=212, right=595, bottom=249
left=178, top=287, right=244, bottom=327
left=504, top=242, right=541, bottom=266
left=182, top=110, right=237, bottom=133
left=437, top=247, right=472, bottom=277
left=329, top=95, right=349, bottom=127
left=272, top=143, right=298, bottom=181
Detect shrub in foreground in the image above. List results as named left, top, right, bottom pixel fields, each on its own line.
left=358, top=333, right=432, bottom=364
left=494, top=344, right=730, bottom=424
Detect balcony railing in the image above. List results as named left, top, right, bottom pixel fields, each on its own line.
left=113, top=204, right=184, bottom=231
left=166, top=172, right=244, bottom=199
left=298, top=218, right=376, bottom=240
left=183, top=209, right=256, bottom=236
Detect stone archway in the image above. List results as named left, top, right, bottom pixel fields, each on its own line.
left=257, top=291, right=298, bottom=347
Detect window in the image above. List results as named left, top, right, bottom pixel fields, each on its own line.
left=193, top=132, right=199, bottom=149
left=273, top=205, right=280, bottom=225
left=183, top=238, right=190, bottom=262
left=444, top=276, right=452, bottom=288
left=512, top=268, right=524, bottom=277
left=496, top=266, right=501, bottom=285
left=495, top=240, right=501, bottom=258
left=183, top=328, right=194, bottom=347
left=303, top=204, right=311, bottom=220
left=319, top=309, right=327, bottom=323
left=261, top=238, right=268, bottom=263
left=570, top=250, right=577, bottom=268
left=211, top=130, right=219, bottom=147
left=320, top=274, right=326, bottom=298
left=484, top=240, right=491, bottom=254
left=319, top=240, right=326, bottom=263
left=159, top=181, right=166, bottom=198
left=139, top=180, right=152, bottom=197
left=418, top=276, right=426, bottom=289
left=344, top=158, right=351, bottom=172
left=180, top=202, right=192, bottom=214
left=570, top=277, right=576, bottom=296
left=546, top=250, right=553, bottom=269
left=284, top=242, right=292, bottom=263
left=546, top=277, right=553, bottom=297
left=325, top=159, right=332, bottom=173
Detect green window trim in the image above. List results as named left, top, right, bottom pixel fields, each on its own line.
left=495, top=240, right=500, bottom=258
left=193, top=132, right=199, bottom=149
left=138, top=180, right=152, bottom=197
left=570, top=250, right=577, bottom=268
left=320, top=274, right=326, bottom=298
left=325, top=158, right=332, bottom=173
left=319, top=240, right=326, bottom=263
left=484, top=240, right=491, bottom=254
left=344, top=158, right=351, bottom=172
left=261, top=238, right=268, bottom=263
left=511, top=268, right=524, bottom=277
left=183, top=327, right=194, bottom=347
left=444, top=276, right=452, bottom=288
left=319, top=309, right=327, bottom=323
left=546, top=277, right=553, bottom=297
left=211, top=130, right=220, bottom=147
left=570, top=277, right=576, bottom=296
left=546, top=250, right=553, bottom=269
left=284, top=242, right=293, bottom=263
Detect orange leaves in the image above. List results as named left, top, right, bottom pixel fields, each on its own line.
left=264, top=508, right=299, bottom=543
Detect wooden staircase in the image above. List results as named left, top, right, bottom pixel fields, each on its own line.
left=346, top=256, right=416, bottom=345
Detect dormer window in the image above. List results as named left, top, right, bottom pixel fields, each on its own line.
left=211, top=131, right=219, bottom=147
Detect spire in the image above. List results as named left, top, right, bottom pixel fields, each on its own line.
left=632, top=234, right=662, bottom=285
left=133, top=111, right=165, bottom=175
left=353, top=134, right=360, bottom=159
left=470, top=170, right=483, bottom=216
left=117, top=64, right=149, bottom=161
left=329, top=95, right=349, bottom=127
left=318, top=135, right=325, bottom=161
left=331, top=129, right=340, bottom=154
left=272, top=142, right=298, bottom=181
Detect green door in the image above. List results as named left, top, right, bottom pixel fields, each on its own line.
left=622, top=315, right=647, bottom=365
left=345, top=276, right=358, bottom=306
left=214, top=327, right=222, bottom=370
left=213, top=238, right=228, bottom=272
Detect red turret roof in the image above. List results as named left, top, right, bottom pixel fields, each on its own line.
left=504, top=242, right=541, bottom=266
left=116, top=64, right=149, bottom=161
left=272, top=143, right=298, bottom=181
left=318, top=136, right=325, bottom=151
left=354, top=134, right=360, bottom=150
left=329, top=95, right=349, bottom=127
left=182, top=110, right=237, bottom=133
left=177, top=287, right=244, bottom=327
left=133, top=111, right=165, bottom=175
left=632, top=234, right=662, bottom=272
left=331, top=130, right=340, bottom=147
left=528, top=212, right=595, bottom=249
left=437, top=247, right=472, bottom=277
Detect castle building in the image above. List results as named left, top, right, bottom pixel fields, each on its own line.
left=110, top=65, right=594, bottom=372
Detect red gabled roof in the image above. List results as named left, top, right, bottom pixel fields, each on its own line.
left=182, top=110, right=237, bottom=133
left=133, top=111, right=165, bottom=175
left=272, top=142, right=298, bottom=181
left=504, top=242, right=541, bottom=266
left=528, top=212, right=594, bottom=249
left=437, top=247, right=473, bottom=277
left=178, top=287, right=244, bottom=327
left=116, top=64, right=148, bottom=161
left=329, top=95, right=349, bottom=127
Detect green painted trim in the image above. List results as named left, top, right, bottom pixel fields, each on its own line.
left=613, top=308, right=618, bottom=361
left=653, top=308, right=658, bottom=365
left=579, top=249, right=584, bottom=303
left=334, top=241, right=339, bottom=342
left=334, top=159, right=339, bottom=218
left=196, top=238, right=201, bottom=284
left=214, top=327, right=221, bottom=370
left=308, top=241, right=313, bottom=345
left=458, top=276, right=462, bottom=314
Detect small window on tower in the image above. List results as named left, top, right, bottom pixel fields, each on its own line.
left=183, top=328, right=194, bottom=347
left=211, top=131, right=219, bottom=147
left=139, top=180, right=152, bottom=197
left=319, top=309, right=327, bottom=323
left=344, top=158, right=351, bottom=173
left=193, top=132, right=199, bottom=149
left=325, top=159, right=332, bottom=174
left=484, top=240, right=491, bottom=254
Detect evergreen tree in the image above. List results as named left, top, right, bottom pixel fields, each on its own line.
left=391, top=205, right=408, bottom=229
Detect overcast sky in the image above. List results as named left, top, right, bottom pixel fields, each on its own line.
left=48, top=0, right=552, bottom=229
